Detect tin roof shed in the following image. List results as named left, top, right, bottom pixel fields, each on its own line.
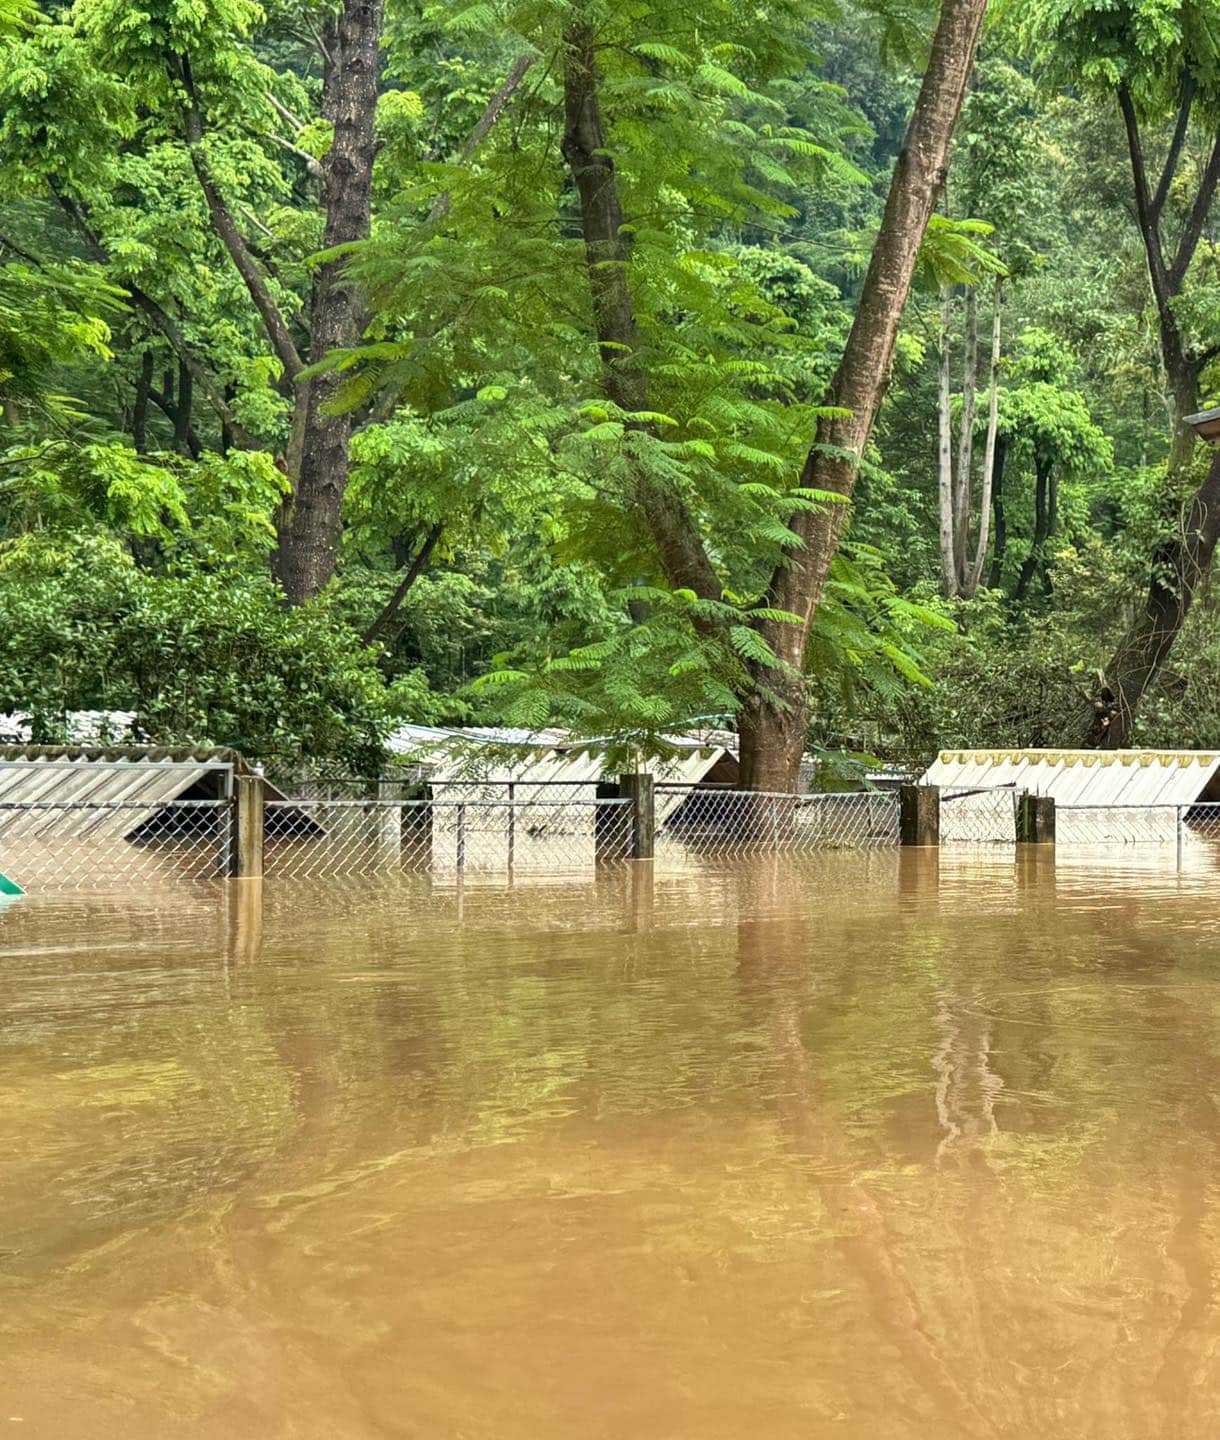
left=387, top=724, right=738, bottom=790
left=922, top=748, right=1220, bottom=806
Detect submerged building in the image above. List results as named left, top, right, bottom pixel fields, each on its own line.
left=921, top=748, right=1220, bottom=845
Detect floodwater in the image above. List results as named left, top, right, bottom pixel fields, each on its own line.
left=3, top=853, right=1220, bottom=1438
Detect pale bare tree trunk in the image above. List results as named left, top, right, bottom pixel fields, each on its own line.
left=937, top=287, right=958, bottom=597
left=963, top=278, right=1002, bottom=598
left=954, top=284, right=978, bottom=585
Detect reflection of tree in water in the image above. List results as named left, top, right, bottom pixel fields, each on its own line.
left=732, top=852, right=1220, bottom=1439
left=734, top=853, right=998, bottom=1438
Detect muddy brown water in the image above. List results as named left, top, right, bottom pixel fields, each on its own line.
left=3, top=851, right=1220, bottom=1437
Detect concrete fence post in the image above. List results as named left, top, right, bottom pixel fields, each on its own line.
left=232, top=773, right=265, bottom=878
left=899, top=784, right=939, bottom=847
left=1016, top=791, right=1055, bottom=844
left=367, top=778, right=400, bottom=867
left=402, top=784, right=433, bottom=870
left=619, top=772, right=656, bottom=860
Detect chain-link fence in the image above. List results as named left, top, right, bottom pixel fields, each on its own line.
left=1054, top=801, right=1220, bottom=852
left=263, top=787, right=633, bottom=880
left=17, top=757, right=1220, bottom=896
left=655, top=786, right=899, bottom=860
left=0, top=800, right=232, bottom=890
left=1055, top=804, right=1179, bottom=847
left=939, top=787, right=1018, bottom=845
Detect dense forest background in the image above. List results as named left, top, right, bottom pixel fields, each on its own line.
left=3, top=0, right=1220, bottom=777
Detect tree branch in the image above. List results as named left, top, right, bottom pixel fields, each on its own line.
left=1169, top=128, right=1220, bottom=288
left=427, top=51, right=538, bottom=223
left=362, top=522, right=443, bottom=645
left=1152, top=71, right=1195, bottom=221
left=268, top=131, right=323, bottom=178
left=50, top=187, right=261, bottom=449
left=180, top=55, right=304, bottom=385
left=266, top=92, right=307, bottom=133
left=1118, top=83, right=1172, bottom=312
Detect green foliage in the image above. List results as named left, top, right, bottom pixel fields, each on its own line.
left=0, top=534, right=411, bottom=766
left=0, top=0, right=1216, bottom=773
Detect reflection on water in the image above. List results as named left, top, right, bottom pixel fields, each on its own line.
left=3, top=853, right=1220, bottom=1436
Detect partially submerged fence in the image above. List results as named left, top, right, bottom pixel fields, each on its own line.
left=261, top=780, right=637, bottom=880
left=6, top=753, right=1220, bottom=896
left=0, top=759, right=904, bottom=892
left=655, top=784, right=899, bottom=856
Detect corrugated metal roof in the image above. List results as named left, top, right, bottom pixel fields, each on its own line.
left=0, top=754, right=231, bottom=839
left=387, top=723, right=735, bottom=791
left=922, top=749, right=1220, bottom=807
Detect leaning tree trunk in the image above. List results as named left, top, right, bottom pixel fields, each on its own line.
left=560, top=21, right=721, bottom=606
left=738, top=0, right=989, bottom=792
left=273, top=0, right=384, bottom=603
left=1086, top=448, right=1220, bottom=747
left=1082, top=359, right=1202, bottom=744
left=1081, top=85, right=1220, bottom=742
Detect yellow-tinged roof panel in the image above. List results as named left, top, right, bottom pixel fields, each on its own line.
left=921, top=749, right=1220, bottom=807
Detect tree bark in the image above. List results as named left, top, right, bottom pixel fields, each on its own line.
left=1086, top=450, right=1220, bottom=746
left=937, top=287, right=957, bottom=596
left=273, top=0, right=385, bottom=603
left=173, top=358, right=193, bottom=456
left=1079, top=89, right=1220, bottom=740
left=954, top=283, right=978, bottom=584
left=988, top=433, right=1008, bottom=589
left=738, top=0, right=988, bottom=791
left=1014, top=454, right=1052, bottom=602
left=963, top=278, right=1002, bottom=597
left=560, top=20, right=722, bottom=606
left=132, top=350, right=152, bottom=453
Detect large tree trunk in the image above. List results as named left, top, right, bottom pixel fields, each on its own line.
left=738, top=0, right=988, bottom=791
left=1086, top=450, right=1220, bottom=746
left=560, top=21, right=721, bottom=605
left=273, top=0, right=384, bottom=603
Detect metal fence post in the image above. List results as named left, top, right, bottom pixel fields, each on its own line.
left=899, top=784, right=939, bottom=847
left=619, top=772, right=656, bottom=859
left=232, top=773, right=265, bottom=878
left=507, top=781, right=516, bottom=871
left=1016, top=791, right=1055, bottom=844
left=456, top=802, right=467, bottom=872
